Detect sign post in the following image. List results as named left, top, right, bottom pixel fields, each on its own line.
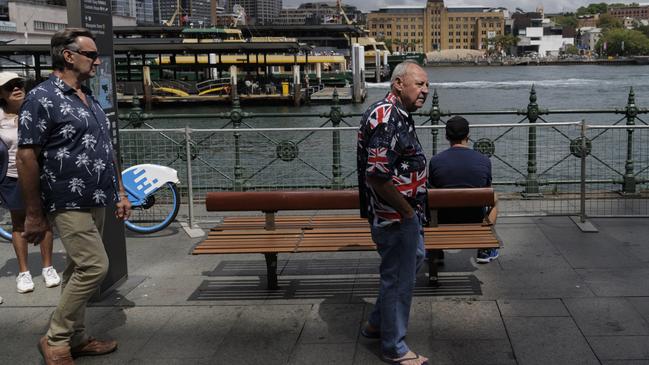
left=67, top=1, right=128, bottom=298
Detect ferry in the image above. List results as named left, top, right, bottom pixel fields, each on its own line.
left=114, top=27, right=355, bottom=105
left=353, top=37, right=391, bottom=81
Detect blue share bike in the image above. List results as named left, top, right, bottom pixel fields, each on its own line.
left=0, top=164, right=181, bottom=240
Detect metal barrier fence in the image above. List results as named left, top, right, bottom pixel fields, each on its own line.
left=118, top=122, right=649, bottom=225
left=118, top=88, right=649, bottom=226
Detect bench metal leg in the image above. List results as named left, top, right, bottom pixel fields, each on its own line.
left=428, top=255, right=439, bottom=287
left=264, top=253, right=279, bottom=290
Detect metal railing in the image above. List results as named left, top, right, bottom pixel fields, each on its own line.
left=118, top=87, right=649, bottom=226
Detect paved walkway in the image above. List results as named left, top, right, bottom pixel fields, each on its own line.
left=1, top=216, right=649, bottom=364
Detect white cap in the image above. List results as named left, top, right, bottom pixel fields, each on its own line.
left=0, top=72, right=23, bottom=87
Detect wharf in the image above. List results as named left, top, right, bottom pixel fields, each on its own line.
left=310, top=87, right=353, bottom=102
left=2, top=216, right=649, bottom=364
left=118, top=93, right=295, bottom=105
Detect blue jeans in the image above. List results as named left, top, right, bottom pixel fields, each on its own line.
left=368, top=214, right=426, bottom=358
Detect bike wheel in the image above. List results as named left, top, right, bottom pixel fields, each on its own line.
left=125, top=182, right=181, bottom=234
left=0, top=204, right=13, bottom=241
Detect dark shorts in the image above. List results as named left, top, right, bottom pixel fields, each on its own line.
left=0, top=176, right=24, bottom=211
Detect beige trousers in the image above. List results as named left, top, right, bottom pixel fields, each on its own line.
left=46, top=208, right=107, bottom=347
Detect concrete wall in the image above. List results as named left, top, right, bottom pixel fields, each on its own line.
left=0, top=1, right=135, bottom=44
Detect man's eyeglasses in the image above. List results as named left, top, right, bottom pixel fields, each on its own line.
left=1, top=79, right=24, bottom=91
left=67, top=49, right=99, bottom=61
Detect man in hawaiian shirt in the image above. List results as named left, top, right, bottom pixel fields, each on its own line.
left=16, top=28, right=131, bottom=365
left=357, top=60, right=429, bottom=365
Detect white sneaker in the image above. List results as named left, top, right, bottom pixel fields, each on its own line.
left=0, top=295, right=3, bottom=304
left=16, top=272, right=34, bottom=293
left=42, top=267, right=61, bottom=288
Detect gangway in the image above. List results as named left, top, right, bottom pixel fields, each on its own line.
left=152, top=80, right=194, bottom=97
left=196, top=78, right=231, bottom=96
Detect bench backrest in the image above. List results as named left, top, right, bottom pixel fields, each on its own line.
left=206, top=188, right=495, bottom=213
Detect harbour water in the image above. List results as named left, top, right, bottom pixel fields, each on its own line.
left=118, top=64, right=649, bottom=202
left=125, top=65, right=649, bottom=127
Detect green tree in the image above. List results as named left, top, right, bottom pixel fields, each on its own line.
left=554, top=14, right=578, bottom=28
left=596, top=28, right=649, bottom=56
left=563, top=44, right=580, bottom=55
left=489, top=34, right=519, bottom=55
left=597, top=13, right=624, bottom=29
left=576, top=2, right=608, bottom=15
left=637, top=24, right=649, bottom=38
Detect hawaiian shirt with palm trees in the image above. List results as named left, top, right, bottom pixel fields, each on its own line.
left=17, top=74, right=118, bottom=212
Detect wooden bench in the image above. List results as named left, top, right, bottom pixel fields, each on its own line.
left=193, top=188, right=499, bottom=289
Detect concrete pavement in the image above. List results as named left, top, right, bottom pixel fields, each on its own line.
left=1, top=216, right=649, bottom=364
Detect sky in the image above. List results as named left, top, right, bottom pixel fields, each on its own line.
left=281, top=0, right=640, bottom=13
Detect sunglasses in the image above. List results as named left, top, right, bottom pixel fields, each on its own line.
left=1, top=79, right=24, bottom=91
left=68, top=49, right=99, bottom=61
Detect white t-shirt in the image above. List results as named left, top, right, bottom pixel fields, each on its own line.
left=0, top=108, right=18, bottom=178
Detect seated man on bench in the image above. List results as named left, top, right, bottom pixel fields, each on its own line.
left=428, top=116, right=499, bottom=263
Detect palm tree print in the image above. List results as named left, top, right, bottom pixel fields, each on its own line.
left=40, top=166, right=56, bottom=189
left=29, top=86, right=47, bottom=96
left=37, top=118, right=47, bottom=132
left=55, top=147, right=70, bottom=172
left=92, top=189, right=106, bottom=204
left=68, top=178, right=85, bottom=196
left=38, top=97, right=53, bottom=118
left=58, top=124, right=76, bottom=139
left=81, top=134, right=97, bottom=150
left=92, top=158, right=106, bottom=183
left=19, top=110, right=32, bottom=129
left=60, top=102, right=80, bottom=121
left=75, top=153, right=92, bottom=175
left=77, top=108, right=90, bottom=127
left=65, top=202, right=79, bottom=209
left=53, top=78, right=65, bottom=89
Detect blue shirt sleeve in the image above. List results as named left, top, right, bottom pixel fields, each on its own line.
left=17, top=94, right=52, bottom=147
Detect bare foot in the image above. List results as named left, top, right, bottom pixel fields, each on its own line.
left=384, top=350, right=429, bottom=365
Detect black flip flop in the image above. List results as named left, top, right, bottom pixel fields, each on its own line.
left=382, top=353, right=429, bottom=365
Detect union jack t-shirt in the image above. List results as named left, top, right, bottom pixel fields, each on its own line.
left=357, top=92, right=427, bottom=227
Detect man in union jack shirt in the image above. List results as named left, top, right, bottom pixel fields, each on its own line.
left=357, top=60, right=429, bottom=365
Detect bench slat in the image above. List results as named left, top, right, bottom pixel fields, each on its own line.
left=206, top=188, right=495, bottom=212
left=207, top=229, right=302, bottom=236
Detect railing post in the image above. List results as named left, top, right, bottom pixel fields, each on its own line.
left=430, top=89, right=441, bottom=156
left=330, top=88, right=343, bottom=189
left=184, top=125, right=195, bottom=227
left=580, top=119, right=587, bottom=223
left=128, top=95, right=143, bottom=128
left=623, top=87, right=637, bottom=195
left=523, top=85, right=541, bottom=197
left=231, top=93, right=244, bottom=191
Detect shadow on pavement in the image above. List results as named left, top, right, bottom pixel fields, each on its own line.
left=0, top=252, right=67, bottom=278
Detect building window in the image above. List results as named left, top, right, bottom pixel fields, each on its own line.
left=34, top=20, right=67, bottom=32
